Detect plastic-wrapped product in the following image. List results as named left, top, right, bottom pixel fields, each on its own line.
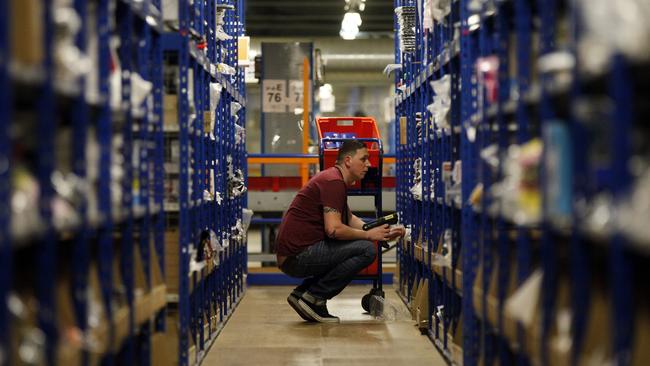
left=217, top=63, right=236, bottom=75
left=577, top=0, right=650, bottom=74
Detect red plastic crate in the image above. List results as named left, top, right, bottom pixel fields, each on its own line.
left=316, top=117, right=382, bottom=190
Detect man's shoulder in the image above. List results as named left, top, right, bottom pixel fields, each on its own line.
left=314, top=167, right=344, bottom=182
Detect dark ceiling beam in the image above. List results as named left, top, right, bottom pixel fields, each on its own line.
left=247, top=1, right=394, bottom=8
left=247, top=1, right=343, bottom=8
left=247, top=25, right=392, bottom=33
left=246, top=14, right=393, bottom=22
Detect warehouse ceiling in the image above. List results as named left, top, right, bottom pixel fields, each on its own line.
left=245, top=0, right=395, bottom=37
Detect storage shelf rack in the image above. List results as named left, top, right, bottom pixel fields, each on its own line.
left=394, top=0, right=650, bottom=365
left=0, top=0, right=247, bottom=365
left=1, top=0, right=168, bottom=364
left=161, top=1, right=247, bottom=366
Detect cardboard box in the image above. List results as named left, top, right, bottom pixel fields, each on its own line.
left=414, top=278, right=429, bottom=331
left=163, top=94, right=179, bottom=127
left=632, top=296, right=650, bottom=365
left=56, top=274, right=83, bottom=366
left=11, top=0, right=44, bottom=66
left=152, top=333, right=177, bottom=366
left=151, top=242, right=168, bottom=314
left=400, top=117, right=407, bottom=145
left=578, top=284, right=612, bottom=365
left=165, top=229, right=180, bottom=295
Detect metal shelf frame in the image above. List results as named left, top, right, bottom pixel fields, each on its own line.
left=394, top=0, right=650, bottom=365
left=162, top=1, right=247, bottom=365
left=1, top=0, right=169, bottom=364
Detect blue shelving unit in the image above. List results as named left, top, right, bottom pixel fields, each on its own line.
left=2, top=0, right=249, bottom=364
left=161, top=1, right=247, bottom=365
left=394, top=0, right=650, bottom=365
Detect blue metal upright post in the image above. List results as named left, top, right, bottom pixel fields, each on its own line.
left=609, top=55, right=634, bottom=366
left=71, top=2, right=91, bottom=365
left=96, top=0, right=115, bottom=362
left=0, top=0, right=11, bottom=361
left=117, top=2, right=135, bottom=364
left=152, top=18, right=167, bottom=334
left=36, top=0, right=58, bottom=363
left=178, top=0, right=191, bottom=364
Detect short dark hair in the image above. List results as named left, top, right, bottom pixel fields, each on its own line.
left=335, top=140, right=367, bottom=164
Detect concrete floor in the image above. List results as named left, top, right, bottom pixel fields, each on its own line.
left=203, top=285, right=447, bottom=366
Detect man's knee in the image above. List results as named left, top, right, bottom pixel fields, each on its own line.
left=361, top=240, right=377, bottom=262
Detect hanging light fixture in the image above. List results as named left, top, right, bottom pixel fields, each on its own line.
left=340, top=0, right=366, bottom=40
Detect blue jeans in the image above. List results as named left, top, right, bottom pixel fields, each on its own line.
left=279, top=239, right=377, bottom=300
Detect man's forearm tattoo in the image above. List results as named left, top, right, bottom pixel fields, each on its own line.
left=328, top=228, right=337, bottom=239
left=323, top=207, right=340, bottom=214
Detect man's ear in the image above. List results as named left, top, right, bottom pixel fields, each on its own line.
left=344, top=154, right=352, bottom=167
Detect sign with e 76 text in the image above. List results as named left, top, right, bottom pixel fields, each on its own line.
left=262, top=79, right=288, bottom=113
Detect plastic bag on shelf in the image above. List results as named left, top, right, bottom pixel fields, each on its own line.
left=431, top=0, right=452, bottom=23
left=162, top=0, right=179, bottom=23
left=490, top=140, right=543, bottom=226
left=432, top=229, right=452, bottom=268
left=53, top=4, right=91, bottom=91
left=423, top=0, right=434, bottom=32
left=242, top=208, right=254, bottom=234
left=210, top=82, right=223, bottom=110
left=429, top=75, right=452, bottom=131
left=217, top=63, right=236, bottom=76
left=234, top=124, right=246, bottom=145
left=231, top=101, right=242, bottom=123
left=130, top=72, right=153, bottom=117
left=505, top=269, right=543, bottom=327
left=231, top=101, right=242, bottom=116
left=216, top=26, right=233, bottom=41
left=577, top=0, right=650, bottom=74
left=411, top=158, right=423, bottom=200
left=480, top=144, right=500, bottom=171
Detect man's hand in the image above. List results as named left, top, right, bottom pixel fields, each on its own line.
left=366, top=224, right=391, bottom=241
left=385, top=225, right=406, bottom=241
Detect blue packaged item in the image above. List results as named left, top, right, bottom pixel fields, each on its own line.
left=323, top=132, right=357, bottom=149
left=543, top=120, right=573, bottom=226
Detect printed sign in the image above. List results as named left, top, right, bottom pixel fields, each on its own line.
left=288, top=80, right=304, bottom=111
left=262, top=79, right=287, bottom=113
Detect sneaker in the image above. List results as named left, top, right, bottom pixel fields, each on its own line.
left=287, top=294, right=315, bottom=322
left=297, top=297, right=340, bottom=323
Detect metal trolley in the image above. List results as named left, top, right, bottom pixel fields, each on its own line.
left=316, top=116, right=387, bottom=312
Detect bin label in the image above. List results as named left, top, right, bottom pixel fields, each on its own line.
left=288, top=80, right=304, bottom=111
left=262, top=79, right=288, bottom=113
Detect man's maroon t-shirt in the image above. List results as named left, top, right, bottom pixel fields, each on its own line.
left=276, top=167, right=348, bottom=257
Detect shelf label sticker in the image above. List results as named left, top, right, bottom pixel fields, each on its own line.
left=262, top=79, right=287, bottom=113
left=288, top=80, right=304, bottom=111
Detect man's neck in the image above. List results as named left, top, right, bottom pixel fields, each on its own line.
left=334, top=164, right=354, bottom=186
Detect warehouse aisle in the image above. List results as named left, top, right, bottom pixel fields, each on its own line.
left=203, top=285, right=446, bottom=366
